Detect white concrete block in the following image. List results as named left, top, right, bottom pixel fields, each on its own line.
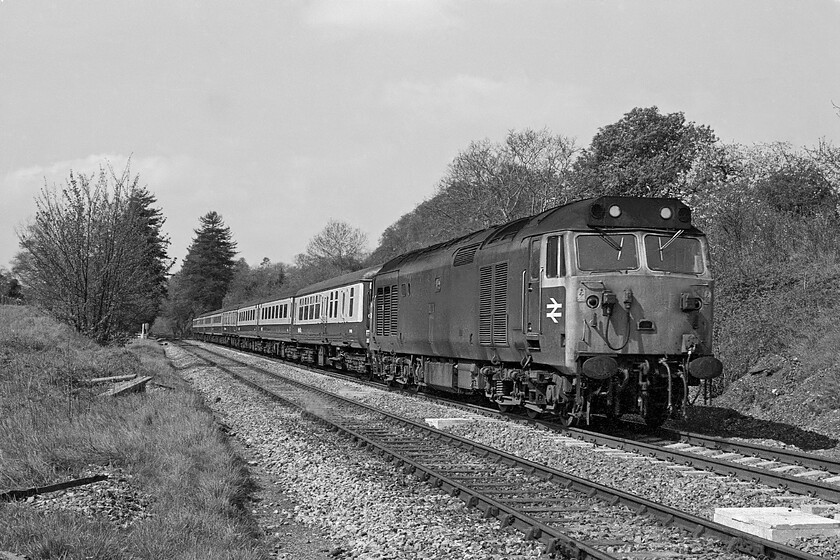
left=424, top=418, right=473, bottom=429
left=714, top=507, right=840, bottom=543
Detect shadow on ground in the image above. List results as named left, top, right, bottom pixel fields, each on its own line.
left=667, top=406, right=839, bottom=451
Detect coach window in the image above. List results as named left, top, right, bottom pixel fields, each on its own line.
left=546, top=235, right=564, bottom=278
left=349, top=287, right=355, bottom=317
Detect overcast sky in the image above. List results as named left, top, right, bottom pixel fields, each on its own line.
left=2, top=0, right=839, bottom=272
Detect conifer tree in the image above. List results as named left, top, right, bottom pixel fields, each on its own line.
left=179, top=211, right=237, bottom=313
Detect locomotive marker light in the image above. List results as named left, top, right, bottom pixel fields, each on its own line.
left=608, top=204, right=622, bottom=218
left=659, top=206, right=673, bottom=220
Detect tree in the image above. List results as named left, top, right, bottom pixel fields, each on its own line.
left=573, top=106, right=717, bottom=197
left=433, top=128, right=577, bottom=231
left=303, top=219, right=368, bottom=269
left=178, top=211, right=238, bottom=313
left=122, top=187, right=173, bottom=325
left=15, top=163, right=171, bottom=342
left=284, top=220, right=368, bottom=289
left=0, top=268, right=23, bottom=302
left=369, top=128, right=577, bottom=263
left=222, top=257, right=286, bottom=306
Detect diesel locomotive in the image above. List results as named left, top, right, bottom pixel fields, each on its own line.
left=193, top=196, right=723, bottom=427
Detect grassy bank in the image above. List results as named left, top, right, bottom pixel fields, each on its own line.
left=0, top=306, right=263, bottom=559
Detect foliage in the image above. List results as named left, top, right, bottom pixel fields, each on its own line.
left=286, top=219, right=368, bottom=289
left=572, top=106, right=717, bottom=197
left=0, top=306, right=263, bottom=559
left=14, top=163, right=171, bottom=343
left=0, top=267, right=23, bottom=301
left=178, top=211, right=238, bottom=313
left=369, top=128, right=577, bottom=263
left=680, top=141, right=840, bottom=392
left=222, top=257, right=287, bottom=306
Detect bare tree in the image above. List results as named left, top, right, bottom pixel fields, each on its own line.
left=304, top=219, right=368, bottom=269
left=433, top=128, right=577, bottom=231
left=16, top=163, right=168, bottom=342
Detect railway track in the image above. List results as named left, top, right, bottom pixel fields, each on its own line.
left=581, top=424, right=840, bottom=503
left=178, top=340, right=826, bottom=560
left=185, top=340, right=840, bottom=506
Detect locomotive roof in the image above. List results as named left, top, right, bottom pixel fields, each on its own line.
left=378, top=196, right=703, bottom=274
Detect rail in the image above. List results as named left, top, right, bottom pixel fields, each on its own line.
left=180, top=341, right=823, bottom=560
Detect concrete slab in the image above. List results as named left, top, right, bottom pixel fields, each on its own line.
left=823, top=475, right=840, bottom=483
left=714, top=507, right=840, bottom=543
left=424, top=418, right=473, bottom=429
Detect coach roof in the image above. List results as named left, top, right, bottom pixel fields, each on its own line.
left=295, top=264, right=382, bottom=297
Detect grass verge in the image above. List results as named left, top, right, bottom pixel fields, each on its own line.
left=0, top=306, right=263, bottom=559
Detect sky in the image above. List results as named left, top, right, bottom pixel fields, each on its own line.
left=2, top=0, right=840, bottom=273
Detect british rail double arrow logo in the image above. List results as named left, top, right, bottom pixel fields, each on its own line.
left=545, top=298, right=563, bottom=323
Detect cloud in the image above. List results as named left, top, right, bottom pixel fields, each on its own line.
left=0, top=153, right=211, bottom=270
left=302, top=0, right=456, bottom=32
left=1, top=153, right=201, bottom=196
left=383, top=74, right=511, bottom=117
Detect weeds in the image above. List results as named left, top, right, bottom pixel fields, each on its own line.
left=0, top=307, right=263, bottom=559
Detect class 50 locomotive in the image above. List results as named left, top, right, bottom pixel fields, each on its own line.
left=371, top=196, right=723, bottom=427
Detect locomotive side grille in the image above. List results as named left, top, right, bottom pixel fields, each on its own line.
left=375, top=284, right=399, bottom=337
left=479, top=266, right=492, bottom=344
left=382, top=285, right=392, bottom=336
left=453, top=244, right=480, bottom=266
left=493, top=262, right=508, bottom=345
left=390, top=284, right=399, bottom=334
left=479, top=263, right=508, bottom=346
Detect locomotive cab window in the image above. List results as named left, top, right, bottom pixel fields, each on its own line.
left=545, top=235, right=564, bottom=278
left=644, top=235, right=704, bottom=274
left=528, top=238, right=540, bottom=280
left=576, top=233, right=639, bottom=271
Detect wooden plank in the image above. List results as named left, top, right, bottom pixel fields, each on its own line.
left=83, top=374, right=137, bottom=385
left=0, top=475, right=108, bottom=502
left=98, top=376, right=153, bottom=397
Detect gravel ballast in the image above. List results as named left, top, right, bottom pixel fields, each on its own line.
left=177, top=342, right=840, bottom=558
left=171, top=344, right=548, bottom=559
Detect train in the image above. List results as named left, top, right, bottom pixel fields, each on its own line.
left=192, top=196, right=723, bottom=427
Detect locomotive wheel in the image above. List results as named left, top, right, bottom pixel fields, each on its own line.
left=525, top=407, right=542, bottom=419
left=559, top=413, right=577, bottom=428
left=643, top=408, right=669, bottom=429
left=498, top=404, right=512, bottom=413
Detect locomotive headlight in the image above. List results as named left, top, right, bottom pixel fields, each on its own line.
left=586, top=295, right=600, bottom=308
left=659, top=207, right=673, bottom=220
left=608, top=204, right=622, bottom=218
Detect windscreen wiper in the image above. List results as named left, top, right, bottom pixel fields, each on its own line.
left=658, top=230, right=684, bottom=260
